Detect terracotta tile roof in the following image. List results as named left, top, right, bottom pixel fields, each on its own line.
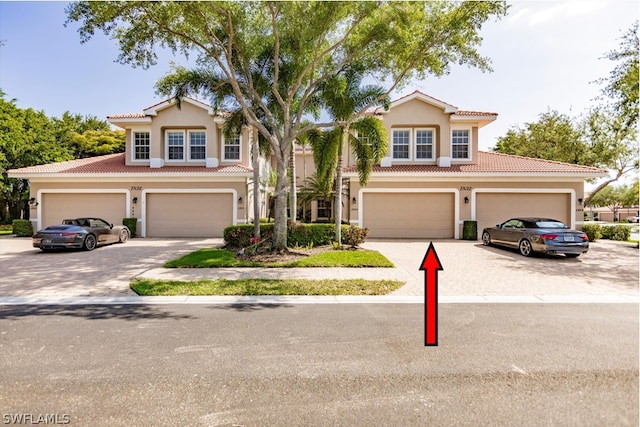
left=453, top=110, right=498, bottom=117
left=343, top=151, right=607, bottom=175
left=106, top=113, right=148, bottom=119
left=7, top=153, right=253, bottom=176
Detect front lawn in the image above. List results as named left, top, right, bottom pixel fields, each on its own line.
left=130, top=278, right=404, bottom=296
left=164, top=247, right=394, bottom=268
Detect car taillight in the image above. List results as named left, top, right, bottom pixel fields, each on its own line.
left=579, top=233, right=589, bottom=241
left=60, top=232, right=79, bottom=237
left=540, top=234, right=558, bottom=241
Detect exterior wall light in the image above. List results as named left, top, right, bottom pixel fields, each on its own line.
left=132, top=197, right=138, bottom=204
left=464, top=196, right=469, bottom=204
left=352, top=197, right=357, bottom=204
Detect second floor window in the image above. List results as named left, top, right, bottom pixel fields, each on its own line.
left=392, top=130, right=410, bottom=160
left=415, top=129, right=434, bottom=160
left=167, top=131, right=184, bottom=160
left=189, top=131, right=206, bottom=160
left=452, top=129, right=470, bottom=159
left=224, top=134, right=241, bottom=161
left=133, top=132, right=150, bottom=160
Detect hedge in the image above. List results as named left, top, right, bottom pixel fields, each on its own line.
left=122, top=218, right=138, bottom=238
left=12, top=220, right=33, bottom=237
left=223, top=223, right=368, bottom=248
left=581, top=223, right=631, bottom=242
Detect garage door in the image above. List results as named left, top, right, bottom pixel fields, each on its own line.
left=362, top=192, right=454, bottom=238
left=146, top=193, right=233, bottom=237
left=475, top=192, right=571, bottom=233
left=41, top=193, right=126, bottom=228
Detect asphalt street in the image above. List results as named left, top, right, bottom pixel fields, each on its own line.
left=1, top=303, right=637, bottom=426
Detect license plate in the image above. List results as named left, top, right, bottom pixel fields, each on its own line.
left=42, top=239, right=51, bottom=244
left=563, top=235, right=575, bottom=242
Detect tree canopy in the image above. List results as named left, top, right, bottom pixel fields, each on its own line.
left=66, top=0, right=509, bottom=249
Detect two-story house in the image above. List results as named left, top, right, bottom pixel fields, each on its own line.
left=9, top=91, right=607, bottom=238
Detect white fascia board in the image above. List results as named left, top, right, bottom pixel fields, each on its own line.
left=144, top=97, right=215, bottom=116
left=390, top=92, right=458, bottom=113
left=107, top=117, right=152, bottom=126
left=342, top=171, right=608, bottom=180
left=16, top=173, right=253, bottom=181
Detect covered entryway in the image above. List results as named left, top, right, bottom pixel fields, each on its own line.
left=145, top=191, right=234, bottom=237
left=361, top=191, right=456, bottom=238
left=474, top=191, right=572, bottom=233
left=40, top=192, right=127, bottom=229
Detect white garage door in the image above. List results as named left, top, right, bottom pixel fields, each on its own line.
left=41, top=193, right=126, bottom=229
left=363, top=192, right=454, bottom=238
left=146, top=193, right=233, bottom=237
left=476, top=192, right=571, bottom=233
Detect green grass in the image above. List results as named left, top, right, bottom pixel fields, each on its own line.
left=164, top=248, right=394, bottom=268
left=0, top=225, right=13, bottom=235
left=131, top=278, right=404, bottom=296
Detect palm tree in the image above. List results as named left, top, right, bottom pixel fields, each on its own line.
left=313, top=69, right=389, bottom=243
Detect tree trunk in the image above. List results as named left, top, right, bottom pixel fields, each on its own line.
left=289, top=142, right=297, bottom=222
left=250, top=127, right=261, bottom=239
left=334, top=128, right=348, bottom=245
left=272, top=139, right=291, bottom=251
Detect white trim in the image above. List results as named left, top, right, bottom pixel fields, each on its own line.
left=165, top=130, right=186, bottom=162
left=470, top=188, right=577, bottom=229
left=414, top=127, right=436, bottom=161
left=140, top=188, right=238, bottom=237
left=384, top=91, right=458, bottom=114
left=222, top=133, right=242, bottom=162
left=391, top=129, right=411, bottom=161
left=143, top=97, right=216, bottom=116
left=451, top=127, right=472, bottom=161
left=131, top=128, right=151, bottom=163
left=357, top=188, right=460, bottom=239
left=107, top=117, right=152, bottom=125
left=35, top=189, right=130, bottom=231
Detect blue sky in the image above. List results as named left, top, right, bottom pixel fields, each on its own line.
left=1, top=1, right=638, bottom=151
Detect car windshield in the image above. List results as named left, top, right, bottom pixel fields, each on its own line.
left=535, top=221, right=568, bottom=229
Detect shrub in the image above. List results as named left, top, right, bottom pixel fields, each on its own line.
left=223, top=223, right=346, bottom=248
left=12, top=219, right=33, bottom=237
left=601, top=224, right=631, bottom=241
left=122, top=218, right=138, bottom=238
left=342, top=225, right=369, bottom=247
left=581, top=223, right=601, bottom=242
left=462, top=220, right=477, bottom=240
left=223, top=225, right=255, bottom=247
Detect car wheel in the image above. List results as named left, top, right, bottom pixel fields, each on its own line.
left=518, top=239, right=533, bottom=257
left=481, top=231, right=492, bottom=246
left=119, top=229, right=129, bottom=243
left=565, top=254, right=580, bottom=258
left=83, top=234, right=97, bottom=251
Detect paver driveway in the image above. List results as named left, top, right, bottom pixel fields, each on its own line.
left=0, top=236, right=637, bottom=299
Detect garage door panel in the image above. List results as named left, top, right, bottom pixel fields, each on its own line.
left=476, top=193, right=570, bottom=233
left=363, top=193, right=454, bottom=238
left=146, top=193, right=232, bottom=237
left=42, top=193, right=126, bottom=229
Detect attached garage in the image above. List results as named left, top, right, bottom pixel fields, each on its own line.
left=144, top=191, right=235, bottom=238
left=474, top=190, right=573, bottom=233
left=361, top=191, right=456, bottom=238
left=39, top=191, right=128, bottom=229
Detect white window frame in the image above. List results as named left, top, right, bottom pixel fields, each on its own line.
left=451, top=127, right=472, bottom=161
left=188, top=130, right=207, bottom=161
left=222, top=133, right=242, bottom=162
left=414, top=127, right=435, bottom=161
left=165, top=130, right=185, bottom=162
left=131, top=127, right=151, bottom=163
left=391, top=129, right=411, bottom=160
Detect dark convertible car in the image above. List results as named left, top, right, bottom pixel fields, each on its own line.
left=481, top=218, right=589, bottom=258
left=33, top=217, right=130, bottom=251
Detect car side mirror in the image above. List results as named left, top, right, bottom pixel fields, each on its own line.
left=110, top=223, right=114, bottom=229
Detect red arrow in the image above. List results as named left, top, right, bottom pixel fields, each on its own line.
left=419, top=242, right=443, bottom=346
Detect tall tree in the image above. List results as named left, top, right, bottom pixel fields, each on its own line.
left=313, top=68, right=389, bottom=244
left=598, top=21, right=639, bottom=128
left=0, top=96, right=74, bottom=221
left=66, top=1, right=508, bottom=250
left=492, top=110, right=589, bottom=164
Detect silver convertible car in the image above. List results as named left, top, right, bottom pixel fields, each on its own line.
left=481, top=218, right=589, bottom=258
left=33, top=218, right=130, bottom=251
